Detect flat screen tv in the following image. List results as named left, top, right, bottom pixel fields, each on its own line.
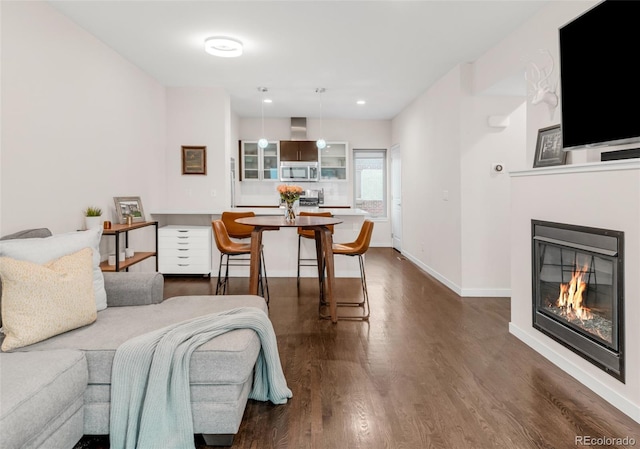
left=559, top=0, right=640, bottom=151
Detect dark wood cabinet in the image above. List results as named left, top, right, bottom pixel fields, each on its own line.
left=279, top=140, right=318, bottom=161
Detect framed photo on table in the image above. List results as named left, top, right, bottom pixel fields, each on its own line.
left=533, top=125, right=566, bottom=168
left=113, top=196, right=145, bottom=224
left=181, top=146, right=207, bottom=175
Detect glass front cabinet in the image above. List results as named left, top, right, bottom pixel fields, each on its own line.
left=319, top=142, right=348, bottom=181
left=240, top=141, right=280, bottom=181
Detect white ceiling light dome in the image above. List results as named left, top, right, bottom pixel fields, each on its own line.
left=204, top=36, right=243, bottom=57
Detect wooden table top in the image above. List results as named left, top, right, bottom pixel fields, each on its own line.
left=235, top=216, right=343, bottom=228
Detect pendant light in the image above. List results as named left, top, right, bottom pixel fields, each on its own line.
left=316, top=88, right=327, bottom=150
left=257, top=87, right=269, bottom=149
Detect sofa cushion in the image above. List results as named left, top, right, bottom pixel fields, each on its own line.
left=0, top=349, right=87, bottom=449
left=15, top=295, right=268, bottom=385
left=0, top=248, right=97, bottom=351
left=0, top=228, right=107, bottom=311
left=0, top=228, right=53, bottom=240
left=0, top=228, right=52, bottom=329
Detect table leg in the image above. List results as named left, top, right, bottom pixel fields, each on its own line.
left=314, top=229, right=324, bottom=302
left=248, top=228, right=263, bottom=295
left=321, top=227, right=337, bottom=323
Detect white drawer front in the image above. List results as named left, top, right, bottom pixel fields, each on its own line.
left=159, top=262, right=211, bottom=275
left=159, top=248, right=209, bottom=259
left=159, top=228, right=211, bottom=238
left=158, top=237, right=210, bottom=250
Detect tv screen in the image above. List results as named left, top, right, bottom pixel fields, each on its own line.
left=559, top=0, right=640, bottom=151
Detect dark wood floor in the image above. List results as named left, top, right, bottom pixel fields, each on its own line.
left=76, top=247, right=639, bottom=449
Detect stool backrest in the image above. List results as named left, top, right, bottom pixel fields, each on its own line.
left=212, top=220, right=234, bottom=253
left=298, top=211, right=334, bottom=237
left=221, top=211, right=255, bottom=239
left=350, top=220, right=375, bottom=255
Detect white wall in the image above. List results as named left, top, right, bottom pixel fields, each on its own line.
left=1, top=1, right=166, bottom=236
left=391, top=66, right=464, bottom=291
left=390, top=1, right=596, bottom=296
left=164, top=87, right=231, bottom=211
left=470, top=1, right=597, bottom=168
left=460, top=97, right=525, bottom=296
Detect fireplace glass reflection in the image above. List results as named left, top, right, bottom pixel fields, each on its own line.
left=537, top=245, right=615, bottom=348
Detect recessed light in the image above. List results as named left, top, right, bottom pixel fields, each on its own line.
left=263, top=99, right=272, bottom=103
left=357, top=100, right=366, bottom=105
left=204, top=36, right=243, bottom=57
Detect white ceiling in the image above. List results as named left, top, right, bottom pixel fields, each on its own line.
left=48, top=0, right=548, bottom=120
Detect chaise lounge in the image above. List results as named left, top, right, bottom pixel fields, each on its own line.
left=0, top=228, right=279, bottom=449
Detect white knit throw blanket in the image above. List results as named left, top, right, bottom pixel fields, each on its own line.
left=109, top=307, right=292, bottom=449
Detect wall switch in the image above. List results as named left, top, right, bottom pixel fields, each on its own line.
left=491, top=163, right=506, bottom=174
left=442, top=190, right=449, bottom=201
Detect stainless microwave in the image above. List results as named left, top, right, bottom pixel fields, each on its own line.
left=280, top=161, right=319, bottom=182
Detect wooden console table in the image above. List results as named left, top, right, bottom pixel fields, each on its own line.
left=99, top=221, right=158, bottom=272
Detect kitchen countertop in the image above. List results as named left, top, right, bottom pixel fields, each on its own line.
left=150, top=207, right=370, bottom=216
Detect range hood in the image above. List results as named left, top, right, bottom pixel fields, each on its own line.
left=290, top=117, right=307, bottom=140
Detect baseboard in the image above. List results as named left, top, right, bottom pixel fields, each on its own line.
left=402, top=251, right=462, bottom=295
left=402, top=251, right=511, bottom=298
left=460, top=287, right=511, bottom=297
left=509, top=322, right=640, bottom=424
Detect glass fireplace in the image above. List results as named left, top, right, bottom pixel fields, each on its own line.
left=532, top=220, right=624, bottom=382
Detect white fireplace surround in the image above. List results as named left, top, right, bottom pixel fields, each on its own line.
left=509, top=159, right=640, bottom=423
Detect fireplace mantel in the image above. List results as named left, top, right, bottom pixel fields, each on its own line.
left=510, top=159, right=640, bottom=178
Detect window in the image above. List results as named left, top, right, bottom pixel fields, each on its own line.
left=353, top=149, right=387, bottom=218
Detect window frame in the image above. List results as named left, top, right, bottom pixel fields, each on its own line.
left=352, top=149, right=388, bottom=219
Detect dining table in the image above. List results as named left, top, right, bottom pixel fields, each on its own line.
left=235, top=215, right=344, bottom=323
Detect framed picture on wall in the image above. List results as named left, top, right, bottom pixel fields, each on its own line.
left=181, top=146, right=207, bottom=175
left=533, top=125, right=566, bottom=168
left=113, top=196, right=145, bottom=224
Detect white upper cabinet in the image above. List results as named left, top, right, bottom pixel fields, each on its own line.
left=319, top=142, right=348, bottom=181
left=240, top=141, right=280, bottom=181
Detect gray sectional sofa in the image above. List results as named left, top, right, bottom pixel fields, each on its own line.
left=0, top=229, right=269, bottom=449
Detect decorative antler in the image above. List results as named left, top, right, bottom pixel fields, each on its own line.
left=525, top=49, right=558, bottom=118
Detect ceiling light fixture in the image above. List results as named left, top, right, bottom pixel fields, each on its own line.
left=204, top=36, right=243, bottom=58
left=258, top=87, right=269, bottom=149
left=357, top=100, right=366, bottom=105
left=316, top=88, right=327, bottom=150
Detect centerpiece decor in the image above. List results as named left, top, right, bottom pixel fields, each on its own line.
left=277, top=184, right=303, bottom=222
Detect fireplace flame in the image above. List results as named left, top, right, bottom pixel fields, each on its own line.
left=557, top=265, right=592, bottom=320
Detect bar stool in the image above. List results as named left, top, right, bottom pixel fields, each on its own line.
left=297, top=211, right=334, bottom=289
left=326, top=219, right=374, bottom=321
left=211, top=220, right=269, bottom=304
left=221, top=211, right=255, bottom=239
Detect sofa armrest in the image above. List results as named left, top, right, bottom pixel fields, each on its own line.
left=103, top=272, right=164, bottom=307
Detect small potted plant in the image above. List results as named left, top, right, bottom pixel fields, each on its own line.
left=83, top=206, right=103, bottom=230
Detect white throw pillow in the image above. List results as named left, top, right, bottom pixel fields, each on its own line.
left=0, top=228, right=107, bottom=311
left=0, top=248, right=97, bottom=351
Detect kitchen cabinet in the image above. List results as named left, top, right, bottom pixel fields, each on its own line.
left=279, top=140, right=318, bottom=162
left=240, top=141, right=279, bottom=181
left=319, top=142, right=348, bottom=181
left=99, top=221, right=158, bottom=272
left=158, top=225, right=212, bottom=275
